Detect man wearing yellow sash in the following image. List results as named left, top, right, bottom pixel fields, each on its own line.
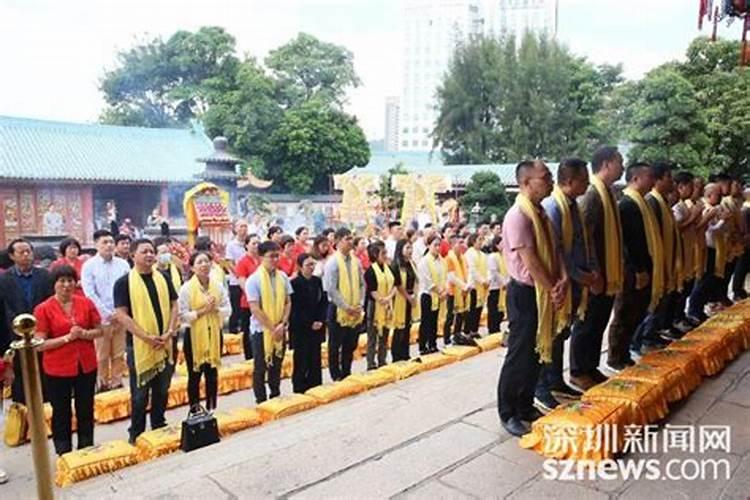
left=323, top=228, right=365, bottom=380
left=364, top=242, right=397, bottom=369
left=570, top=147, right=623, bottom=390
left=465, top=233, right=490, bottom=340
left=728, top=180, right=749, bottom=300
left=536, top=158, right=597, bottom=410
left=671, top=171, right=703, bottom=332
left=498, top=160, right=567, bottom=437
left=608, top=162, right=659, bottom=371
left=714, top=173, right=736, bottom=306
left=443, top=234, right=472, bottom=347
left=246, top=241, right=293, bottom=403
left=487, top=235, right=509, bottom=335
left=113, top=239, right=179, bottom=444
left=731, top=186, right=750, bottom=300
left=688, top=183, right=731, bottom=322
left=154, top=237, right=184, bottom=369
left=417, top=235, right=448, bottom=354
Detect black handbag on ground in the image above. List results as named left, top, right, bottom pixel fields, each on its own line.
left=180, top=406, right=220, bottom=452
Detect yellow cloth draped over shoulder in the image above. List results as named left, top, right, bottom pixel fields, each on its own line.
left=590, top=176, right=624, bottom=296
left=335, top=252, right=364, bottom=327
left=258, top=265, right=286, bottom=366
left=425, top=253, right=447, bottom=313
left=623, top=187, right=664, bottom=312
left=371, top=262, right=395, bottom=329
left=651, top=189, right=682, bottom=293
left=128, top=270, right=172, bottom=387
left=494, top=252, right=508, bottom=314
left=685, top=199, right=707, bottom=279
left=393, top=261, right=419, bottom=329
left=515, top=193, right=566, bottom=363
left=446, top=250, right=469, bottom=312
left=466, top=247, right=490, bottom=307
left=186, top=275, right=222, bottom=371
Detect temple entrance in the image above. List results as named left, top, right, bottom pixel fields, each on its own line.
left=92, top=184, right=162, bottom=230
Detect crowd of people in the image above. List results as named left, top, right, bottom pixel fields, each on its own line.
left=0, top=144, right=749, bottom=483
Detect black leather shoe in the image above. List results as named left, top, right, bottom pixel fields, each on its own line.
left=520, top=407, right=545, bottom=423
left=501, top=416, right=530, bottom=437
left=590, top=369, right=609, bottom=383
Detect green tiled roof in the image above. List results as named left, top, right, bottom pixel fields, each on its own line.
left=0, top=116, right=213, bottom=184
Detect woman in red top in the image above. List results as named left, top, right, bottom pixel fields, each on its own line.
left=34, top=264, right=102, bottom=455
left=50, top=237, right=86, bottom=296
left=354, top=236, right=371, bottom=270
left=278, top=235, right=298, bottom=277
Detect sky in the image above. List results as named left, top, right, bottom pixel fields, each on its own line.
left=0, top=0, right=743, bottom=140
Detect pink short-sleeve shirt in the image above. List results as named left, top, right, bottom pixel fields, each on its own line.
left=502, top=204, right=537, bottom=287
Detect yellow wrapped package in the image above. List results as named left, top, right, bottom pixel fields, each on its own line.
left=214, top=407, right=263, bottom=437
left=167, top=377, right=189, bottom=408
left=218, top=364, right=252, bottom=394
left=520, top=400, right=626, bottom=462
left=702, top=314, right=750, bottom=350
left=256, top=394, right=319, bottom=422
left=415, top=352, right=456, bottom=373
left=94, top=387, right=131, bottom=423
left=282, top=351, right=294, bottom=379
left=305, top=379, right=368, bottom=404
left=347, top=368, right=398, bottom=390
left=582, top=378, right=668, bottom=425
left=474, top=334, right=502, bottom=352
left=611, top=363, right=690, bottom=403
left=442, top=345, right=481, bottom=360
left=55, top=440, right=139, bottom=487
left=135, top=424, right=182, bottom=462
left=4, top=403, right=28, bottom=447
left=684, top=326, right=742, bottom=362
left=665, top=337, right=731, bottom=376
left=174, top=362, right=188, bottom=377
left=639, top=349, right=703, bottom=393
left=378, top=360, right=422, bottom=380
left=222, top=333, right=243, bottom=355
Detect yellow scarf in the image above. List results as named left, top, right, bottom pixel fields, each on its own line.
left=186, top=275, right=222, bottom=371
left=393, top=261, right=419, bottom=328
left=723, top=196, right=743, bottom=258
left=128, top=270, right=171, bottom=387
left=623, top=187, right=664, bottom=312
left=466, top=247, right=489, bottom=307
left=676, top=200, right=695, bottom=286
left=258, top=265, right=286, bottom=366
left=446, top=250, right=468, bottom=312
left=335, top=252, right=363, bottom=327
left=686, top=199, right=707, bottom=279
left=210, top=263, right=225, bottom=285
left=515, top=193, right=566, bottom=363
left=712, top=202, right=729, bottom=278
left=650, top=190, right=682, bottom=292
left=425, top=253, right=446, bottom=312
left=494, top=252, right=508, bottom=314
left=590, top=176, right=624, bottom=296
left=153, top=263, right=182, bottom=294
left=371, top=262, right=395, bottom=330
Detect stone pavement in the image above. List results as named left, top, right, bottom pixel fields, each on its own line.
left=3, top=344, right=749, bottom=499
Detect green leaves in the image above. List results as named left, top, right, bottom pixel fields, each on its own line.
left=460, top=171, right=514, bottom=222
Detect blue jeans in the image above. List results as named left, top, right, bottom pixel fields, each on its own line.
left=126, top=345, right=172, bottom=443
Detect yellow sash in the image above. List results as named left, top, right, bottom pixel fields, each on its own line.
left=393, top=268, right=409, bottom=330
left=258, top=266, right=286, bottom=365
left=186, top=275, right=222, bottom=371
left=425, top=253, right=446, bottom=312
left=686, top=199, right=707, bottom=278
left=650, top=190, right=682, bottom=292
left=712, top=203, right=729, bottom=278
left=623, top=187, right=664, bottom=312
left=335, top=252, right=363, bottom=327
left=371, top=262, right=395, bottom=329
left=676, top=200, right=695, bottom=286
left=210, top=263, right=225, bottom=285
left=153, top=263, right=182, bottom=294
left=590, top=176, right=624, bottom=296
left=515, top=194, right=566, bottom=363
left=466, top=247, right=489, bottom=307
left=551, top=186, right=588, bottom=321
left=446, top=250, right=468, bottom=312
left=494, top=252, right=508, bottom=314
left=128, top=270, right=171, bottom=387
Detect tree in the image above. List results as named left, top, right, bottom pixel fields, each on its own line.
left=460, top=171, right=514, bottom=222
left=100, top=26, right=239, bottom=127
left=265, top=32, right=360, bottom=109
left=627, top=67, right=711, bottom=175
left=376, top=163, right=407, bottom=215
left=267, top=99, right=370, bottom=193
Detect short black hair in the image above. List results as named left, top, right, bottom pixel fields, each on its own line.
left=258, top=241, right=281, bottom=256
left=674, top=171, right=695, bottom=186
left=426, top=234, right=441, bottom=246
left=130, top=238, right=154, bottom=254
left=625, top=162, right=652, bottom=183
left=194, top=236, right=212, bottom=252
left=295, top=226, right=308, bottom=236
left=59, top=237, right=81, bottom=257
left=152, top=236, right=171, bottom=250
left=367, top=241, right=385, bottom=262
left=50, top=264, right=78, bottom=283
left=93, top=229, right=112, bottom=242
left=334, top=227, right=352, bottom=241
left=591, top=146, right=620, bottom=173
left=650, top=161, right=672, bottom=180
left=467, top=233, right=480, bottom=247
left=7, top=238, right=32, bottom=255
left=388, top=221, right=402, bottom=229
left=244, top=233, right=259, bottom=246
left=267, top=225, right=283, bottom=239
left=489, top=222, right=501, bottom=230
left=114, top=234, right=132, bottom=245
left=280, top=235, right=295, bottom=248
left=321, top=227, right=335, bottom=237
left=491, top=235, right=503, bottom=250
left=189, top=250, right=213, bottom=267
left=557, top=158, right=588, bottom=184
left=515, top=159, right=537, bottom=184
left=296, top=252, right=313, bottom=268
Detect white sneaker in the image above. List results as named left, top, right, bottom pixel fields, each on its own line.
left=0, top=468, right=8, bottom=484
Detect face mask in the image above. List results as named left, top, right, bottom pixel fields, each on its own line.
left=158, top=253, right=172, bottom=265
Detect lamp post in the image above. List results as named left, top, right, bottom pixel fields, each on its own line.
left=470, top=202, right=482, bottom=231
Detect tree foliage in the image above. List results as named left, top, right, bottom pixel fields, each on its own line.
left=376, top=163, right=408, bottom=215
left=460, top=171, right=514, bottom=222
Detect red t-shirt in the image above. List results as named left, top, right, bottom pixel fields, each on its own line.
left=33, top=295, right=101, bottom=377
left=235, top=254, right=260, bottom=309
left=278, top=255, right=296, bottom=277
left=355, top=250, right=371, bottom=271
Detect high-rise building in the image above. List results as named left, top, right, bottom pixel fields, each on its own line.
left=486, top=0, right=558, bottom=41
left=384, top=96, right=401, bottom=152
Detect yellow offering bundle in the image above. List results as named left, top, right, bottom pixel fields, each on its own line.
left=55, top=440, right=139, bottom=487
left=442, top=345, right=482, bottom=361
left=639, top=349, right=703, bottom=393
left=378, top=360, right=423, bottom=380
left=582, top=378, right=669, bottom=425
left=167, top=377, right=189, bottom=408
left=135, top=424, right=182, bottom=462
left=611, top=363, right=690, bottom=403
left=347, top=368, right=398, bottom=390
left=305, top=379, right=368, bottom=404
left=665, top=337, right=731, bottom=376
left=94, top=387, right=131, bottom=423
left=415, top=352, right=456, bottom=373
left=684, top=326, right=743, bottom=362
left=256, top=394, right=319, bottom=422
left=474, top=333, right=502, bottom=352
left=217, top=364, right=253, bottom=394
left=214, top=407, right=263, bottom=437
left=222, top=333, right=243, bottom=355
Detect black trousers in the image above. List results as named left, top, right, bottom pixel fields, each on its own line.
left=184, top=328, right=219, bottom=410
left=689, top=248, right=718, bottom=321
left=327, top=305, right=359, bottom=381
left=46, top=367, right=96, bottom=455
left=465, top=290, right=482, bottom=334
left=240, top=307, right=253, bottom=360
left=443, top=295, right=465, bottom=343
left=674, top=279, right=695, bottom=323
left=419, top=294, right=439, bottom=352
left=608, top=271, right=651, bottom=366
left=570, top=293, right=614, bottom=377
left=497, top=280, right=540, bottom=422
left=391, top=303, right=412, bottom=362
left=536, top=327, right=569, bottom=395
left=292, top=334, right=323, bottom=394
left=228, top=284, right=242, bottom=333
left=251, top=332, right=284, bottom=403
left=732, top=248, right=750, bottom=296
left=487, top=288, right=504, bottom=334
left=126, top=344, right=171, bottom=443
left=633, top=292, right=672, bottom=351
left=12, top=352, right=49, bottom=404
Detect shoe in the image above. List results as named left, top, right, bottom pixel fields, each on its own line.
left=590, top=369, right=609, bottom=383
left=550, top=383, right=583, bottom=400
left=522, top=405, right=547, bottom=421
left=606, top=360, right=628, bottom=372
left=501, top=416, right=530, bottom=437
left=569, top=374, right=596, bottom=391
left=443, top=336, right=452, bottom=346
left=533, top=392, right=559, bottom=413
left=0, top=468, right=8, bottom=484
left=686, top=315, right=705, bottom=327
left=660, top=329, right=682, bottom=341
left=454, top=333, right=477, bottom=346
left=469, top=332, right=481, bottom=339
left=673, top=320, right=693, bottom=334
left=640, top=343, right=663, bottom=354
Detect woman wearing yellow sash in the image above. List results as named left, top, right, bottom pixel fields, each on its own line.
left=497, top=160, right=566, bottom=438
left=112, top=239, right=179, bottom=444
left=178, top=251, right=231, bottom=411
left=364, top=242, right=397, bottom=369
left=444, top=234, right=472, bottom=346
left=487, top=235, right=508, bottom=335
left=392, top=239, right=419, bottom=361
left=246, top=241, right=293, bottom=403
left=417, top=235, right=448, bottom=354
left=464, top=233, right=490, bottom=340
